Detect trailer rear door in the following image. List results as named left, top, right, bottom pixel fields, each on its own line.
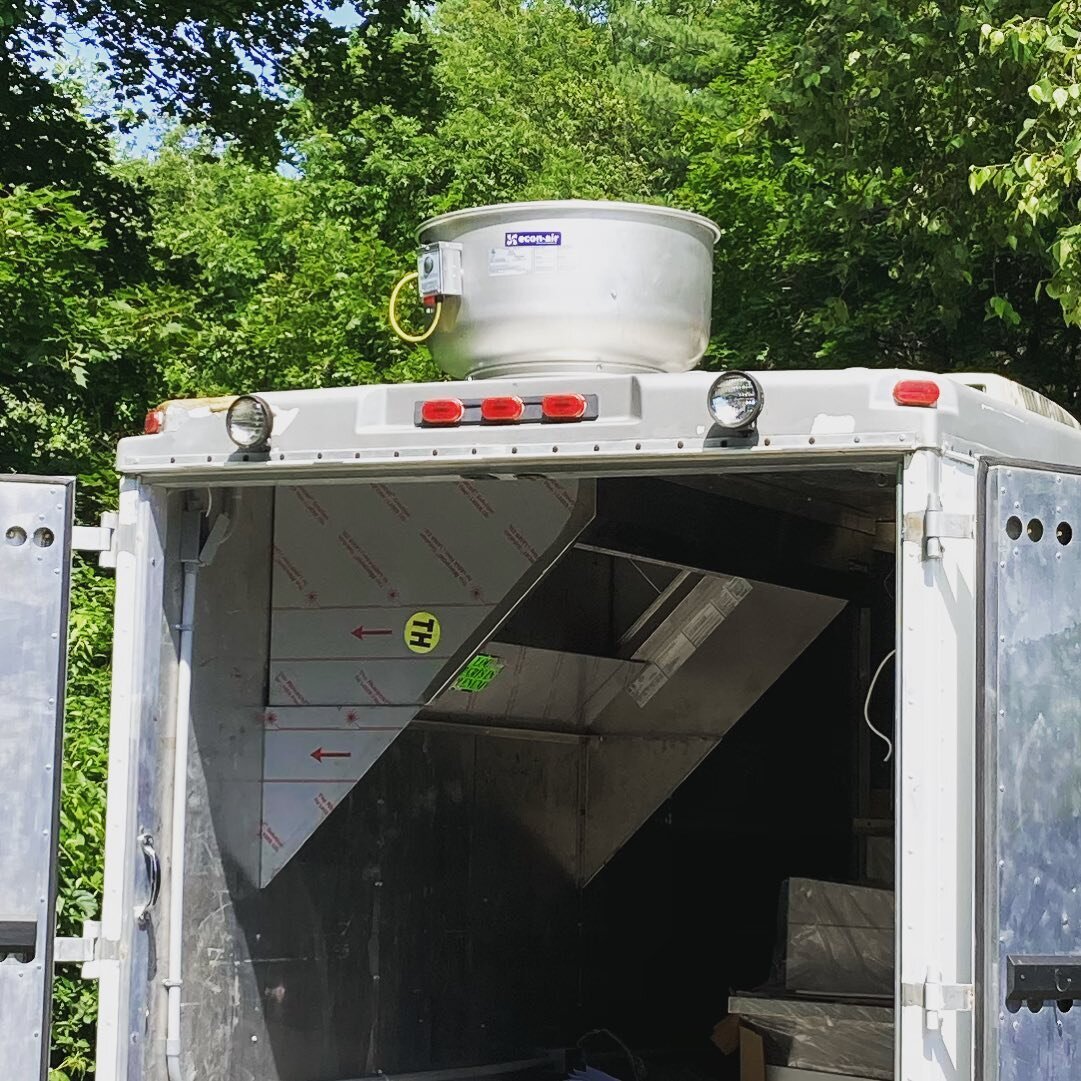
left=0, top=477, right=74, bottom=1081
left=979, top=462, right=1081, bottom=1080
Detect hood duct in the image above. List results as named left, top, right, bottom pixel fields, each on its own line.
left=420, top=571, right=844, bottom=884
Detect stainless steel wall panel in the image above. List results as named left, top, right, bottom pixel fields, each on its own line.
left=181, top=487, right=276, bottom=1081
left=0, top=477, right=73, bottom=1081
left=980, top=463, right=1081, bottom=1081
left=263, top=478, right=592, bottom=884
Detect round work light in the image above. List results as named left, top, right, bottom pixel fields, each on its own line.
left=707, top=372, right=764, bottom=430
left=226, top=395, right=273, bottom=450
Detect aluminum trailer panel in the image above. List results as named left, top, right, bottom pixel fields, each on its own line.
left=117, top=369, right=1081, bottom=483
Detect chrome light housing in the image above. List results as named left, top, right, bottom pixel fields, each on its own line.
left=707, top=371, right=763, bottom=430
left=226, top=394, right=273, bottom=450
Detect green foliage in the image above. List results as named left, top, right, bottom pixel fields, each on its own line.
left=116, top=142, right=437, bottom=396
left=978, top=3, right=1081, bottom=332
left=292, top=0, right=741, bottom=254
left=670, top=0, right=1081, bottom=406
left=0, top=74, right=154, bottom=281
left=1, top=0, right=346, bottom=154
left=0, top=186, right=156, bottom=483
left=0, top=187, right=105, bottom=388
left=51, top=564, right=114, bottom=1081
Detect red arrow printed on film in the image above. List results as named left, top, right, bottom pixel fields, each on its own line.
left=351, top=625, right=392, bottom=640
left=311, top=747, right=353, bottom=763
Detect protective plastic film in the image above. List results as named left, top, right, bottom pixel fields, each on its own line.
left=779, top=877, right=894, bottom=997
left=727, top=995, right=893, bottom=1079
left=260, top=478, right=591, bottom=885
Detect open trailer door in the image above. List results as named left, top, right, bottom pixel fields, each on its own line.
left=0, top=477, right=75, bottom=1081
left=978, top=461, right=1081, bottom=1080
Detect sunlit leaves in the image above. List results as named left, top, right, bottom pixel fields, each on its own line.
left=4, top=0, right=342, bottom=154
left=978, top=1, right=1081, bottom=328
left=50, top=564, right=113, bottom=1081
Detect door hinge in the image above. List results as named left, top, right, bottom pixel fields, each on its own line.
left=902, top=974, right=973, bottom=1030
left=72, top=511, right=118, bottom=568
left=53, top=919, right=102, bottom=980
left=903, top=506, right=974, bottom=560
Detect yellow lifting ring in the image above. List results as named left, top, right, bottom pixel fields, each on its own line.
left=389, top=270, right=443, bottom=344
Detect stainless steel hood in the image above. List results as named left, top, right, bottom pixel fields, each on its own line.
left=420, top=569, right=843, bottom=883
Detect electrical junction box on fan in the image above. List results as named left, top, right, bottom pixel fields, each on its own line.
left=417, top=241, right=463, bottom=300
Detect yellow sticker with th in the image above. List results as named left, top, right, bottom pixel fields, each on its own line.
left=404, top=611, right=441, bottom=654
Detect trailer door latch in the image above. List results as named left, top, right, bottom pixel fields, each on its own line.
left=902, top=974, right=973, bottom=1030
left=1005, top=955, right=1081, bottom=1014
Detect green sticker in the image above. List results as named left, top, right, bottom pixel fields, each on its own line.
left=453, top=653, right=505, bottom=693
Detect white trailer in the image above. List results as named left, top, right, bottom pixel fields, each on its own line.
left=2, top=202, right=1081, bottom=1081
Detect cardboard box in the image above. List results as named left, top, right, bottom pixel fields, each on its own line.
left=712, top=1016, right=766, bottom=1081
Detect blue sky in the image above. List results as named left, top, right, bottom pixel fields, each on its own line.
left=56, top=1, right=362, bottom=157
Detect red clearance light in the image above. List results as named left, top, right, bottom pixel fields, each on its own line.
left=541, top=393, right=588, bottom=420
left=144, top=408, right=165, bottom=434
left=420, top=398, right=465, bottom=426
left=481, top=396, right=525, bottom=422
left=893, top=379, right=941, bottom=407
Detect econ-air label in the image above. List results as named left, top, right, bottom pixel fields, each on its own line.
left=504, top=230, right=562, bottom=247
left=404, top=611, right=441, bottom=654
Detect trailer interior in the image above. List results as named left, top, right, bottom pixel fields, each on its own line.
left=169, top=462, right=901, bottom=1081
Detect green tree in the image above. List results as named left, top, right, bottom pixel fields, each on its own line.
left=1, top=0, right=347, bottom=152
left=0, top=186, right=155, bottom=481
left=51, top=565, right=114, bottom=1081
left=977, top=2, right=1081, bottom=370
left=681, top=0, right=1081, bottom=404
left=117, top=141, right=438, bottom=397
left=290, top=0, right=750, bottom=253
